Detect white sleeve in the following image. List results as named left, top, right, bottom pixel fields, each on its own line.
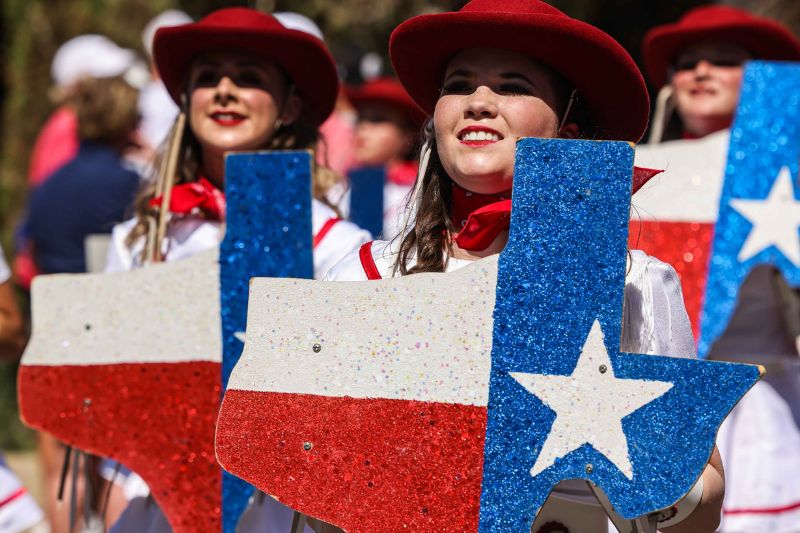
left=104, top=220, right=137, bottom=273
left=0, top=248, right=10, bottom=284
left=313, top=220, right=371, bottom=280
left=322, top=247, right=369, bottom=281
left=621, top=250, right=697, bottom=359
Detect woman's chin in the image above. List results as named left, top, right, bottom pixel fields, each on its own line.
left=205, top=139, right=265, bottom=155
left=452, top=173, right=513, bottom=195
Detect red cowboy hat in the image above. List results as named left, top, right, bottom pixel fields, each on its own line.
left=643, top=5, right=800, bottom=89
left=389, top=0, right=649, bottom=143
left=153, top=7, right=339, bottom=124
left=346, top=77, right=427, bottom=129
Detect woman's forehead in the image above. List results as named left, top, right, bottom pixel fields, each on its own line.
left=191, top=51, right=278, bottom=70
left=676, top=41, right=752, bottom=60
left=444, top=47, right=550, bottom=77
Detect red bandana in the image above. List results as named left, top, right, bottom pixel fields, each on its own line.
left=450, top=184, right=512, bottom=252
left=450, top=166, right=664, bottom=252
left=386, top=160, right=418, bottom=186
left=150, top=177, right=226, bottom=221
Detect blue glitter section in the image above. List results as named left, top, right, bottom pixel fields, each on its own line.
left=478, top=138, right=760, bottom=531
left=348, top=166, right=385, bottom=237
left=699, top=62, right=800, bottom=357
left=220, top=151, right=314, bottom=533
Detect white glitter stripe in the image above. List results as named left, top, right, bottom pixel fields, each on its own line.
left=23, top=250, right=221, bottom=365
left=228, top=256, right=498, bottom=407
left=633, top=130, right=728, bottom=222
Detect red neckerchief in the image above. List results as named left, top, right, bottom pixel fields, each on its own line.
left=450, top=184, right=512, bottom=252
left=450, top=166, right=664, bottom=252
left=150, top=177, right=226, bottom=221
left=386, top=160, right=418, bottom=186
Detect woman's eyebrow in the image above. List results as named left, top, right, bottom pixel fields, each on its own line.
left=499, top=72, right=534, bottom=85
left=444, top=68, right=472, bottom=80
left=235, top=61, right=265, bottom=69
left=194, top=60, right=220, bottom=68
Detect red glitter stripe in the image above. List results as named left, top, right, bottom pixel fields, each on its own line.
left=217, top=390, right=487, bottom=531
left=724, top=500, right=800, bottom=516
left=19, top=362, right=222, bottom=532
left=628, top=219, right=715, bottom=339
left=0, top=488, right=26, bottom=508
left=359, top=241, right=382, bottom=280
left=313, top=218, right=341, bottom=248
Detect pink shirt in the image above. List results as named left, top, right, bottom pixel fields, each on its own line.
left=28, top=106, right=79, bottom=186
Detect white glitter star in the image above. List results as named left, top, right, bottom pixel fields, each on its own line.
left=511, top=320, right=673, bottom=480
left=730, top=166, right=800, bottom=266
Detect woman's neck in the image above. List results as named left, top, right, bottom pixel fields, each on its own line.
left=201, top=146, right=225, bottom=189
left=449, top=230, right=509, bottom=261
left=681, top=114, right=733, bottom=139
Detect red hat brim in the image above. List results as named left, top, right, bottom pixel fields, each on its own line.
left=346, top=81, right=428, bottom=129
left=643, top=17, right=800, bottom=88
left=390, top=11, right=649, bottom=143
left=154, top=15, right=338, bottom=125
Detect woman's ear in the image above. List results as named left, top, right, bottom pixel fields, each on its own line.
left=280, top=92, right=303, bottom=127
left=559, top=122, right=580, bottom=139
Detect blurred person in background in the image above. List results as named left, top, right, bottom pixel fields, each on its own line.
left=25, top=74, right=141, bottom=533
left=638, top=6, right=800, bottom=531
left=28, top=35, right=140, bottom=187
left=136, top=10, right=193, bottom=159
left=271, top=11, right=359, bottom=179
left=16, top=35, right=142, bottom=291
left=0, top=246, right=42, bottom=533
left=346, top=77, right=425, bottom=239
left=28, top=75, right=142, bottom=275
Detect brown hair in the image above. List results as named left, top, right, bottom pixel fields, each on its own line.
left=125, top=99, right=341, bottom=253
left=395, top=123, right=456, bottom=276
left=72, top=76, right=139, bottom=147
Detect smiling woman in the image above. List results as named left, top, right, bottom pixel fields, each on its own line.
left=99, top=8, right=371, bottom=533
left=434, top=48, right=574, bottom=196
left=642, top=5, right=800, bottom=143
left=324, top=1, right=727, bottom=532
left=187, top=54, right=301, bottom=176
left=105, top=8, right=371, bottom=277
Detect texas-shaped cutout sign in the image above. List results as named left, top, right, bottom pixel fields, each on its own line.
left=632, top=61, right=800, bottom=357
left=217, top=138, right=761, bottom=532
left=18, top=151, right=315, bottom=532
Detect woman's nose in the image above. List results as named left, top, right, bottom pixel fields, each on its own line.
left=464, top=85, right=498, bottom=119
left=693, top=60, right=713, bottom=79
left=214, top=76, right=238, bottom=104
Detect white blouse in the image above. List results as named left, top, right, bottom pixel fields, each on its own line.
left=105, top=199, right=371, bottom=280
left=326, top=239, right=697, bottom=360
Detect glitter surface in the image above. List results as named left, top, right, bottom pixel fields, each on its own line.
left=479, top=138, right=760, bottom=530
left=700, top=62, right=800, bottom=356
left=218, top=258, right=498, bottom=531
left=348, top=166, right=385, bottom=237
left=18, top=251, right=222, bottom=532
left=218, top=139, right=760, bottom=532
left=19, top=362, right=221, bottom=531
left=628, top=220, right=714, bottom=338
left=220, top=151, right=314, bottom=531
left=219, top=391, right=486, bottom=531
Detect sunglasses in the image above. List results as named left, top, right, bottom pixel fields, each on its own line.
left=672, top=56, right=747, bottom=72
